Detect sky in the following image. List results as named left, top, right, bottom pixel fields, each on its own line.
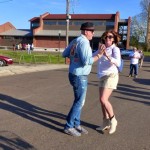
left=0, top=0, right=142, bottom=29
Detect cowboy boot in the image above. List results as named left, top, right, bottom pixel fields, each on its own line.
left=109, top=116, right=118, bottom=134
left=96, top=118, right=110, bottom=131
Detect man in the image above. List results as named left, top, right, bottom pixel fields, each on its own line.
left=62, top=22, right=104, bottom=136
left=128, top=47, right=141, bottom=78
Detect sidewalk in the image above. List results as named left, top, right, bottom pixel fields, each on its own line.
left=0, top=64, right=68, bottom=77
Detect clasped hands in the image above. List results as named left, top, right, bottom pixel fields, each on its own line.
left=97, top=43, right=111, bottom=61
left=98, top=43, right=108, bottom=56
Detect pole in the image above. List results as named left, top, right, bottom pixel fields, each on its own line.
left=66, top=0, right=70, bottom=47
left=65, top=0, right=70, bottom=64
left=58, top=30, right=61, bottom=62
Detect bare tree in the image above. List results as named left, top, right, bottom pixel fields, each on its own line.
left=130, top=0, right=150, bottom=49
left=130, top=16, right=146, bottom=48
left=70, top=0, right=79, bottom=14
left=140, top=0, right=150, bottom=19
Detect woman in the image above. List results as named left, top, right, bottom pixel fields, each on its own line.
left=94, top=30, right=121, bottom=134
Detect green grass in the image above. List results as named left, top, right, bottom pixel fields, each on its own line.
left=144, top=51, right=150, bottom=56
left=0, top=49, right=65, bottom=64
left=1, top=49, right=149, bottom=65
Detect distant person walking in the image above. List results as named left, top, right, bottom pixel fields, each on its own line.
left=27, top=43, right=31, bottom=54
left=128, top=47, right=141, bottom=78
left=13, top=44, right=15, bottom=51
left=31, top=43, right=34, bottom=51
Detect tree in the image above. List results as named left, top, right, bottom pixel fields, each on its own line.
left=130, top=0, right=150, bottom=50
left=140, top=0, right=150, bottom=20
left=130, top=16, right=146, bottom=48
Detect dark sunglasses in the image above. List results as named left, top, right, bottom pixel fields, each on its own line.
left=86, top=29, right=94, bottom=33
left=105, top=35, right=114, bottom=39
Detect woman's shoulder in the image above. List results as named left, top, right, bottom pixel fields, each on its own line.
left=111, top=45, right=120, bottom=52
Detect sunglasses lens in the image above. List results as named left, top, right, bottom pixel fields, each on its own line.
left=88, top=30, right=94, bottom=33
left=105, top=36, right=114, bottom=39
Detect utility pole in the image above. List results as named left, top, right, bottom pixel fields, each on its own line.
left=65, top=0, right=70, bottom=64
left=66, top=0, right=70, bottom=47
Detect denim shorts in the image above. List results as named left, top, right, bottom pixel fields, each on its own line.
left=99, top=73, right=119, bottom=89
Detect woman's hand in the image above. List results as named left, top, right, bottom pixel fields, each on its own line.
left=99, top=44, right=111, bottom=61
left=98, top=43, right=106, bottom=55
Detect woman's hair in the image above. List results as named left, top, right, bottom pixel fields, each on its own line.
left=100, top=30, right=121, bottom=44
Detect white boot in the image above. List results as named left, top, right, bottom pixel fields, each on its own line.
left=109, top=116, right=118, bottom=134
left=96, top=118, right=110, bottom=131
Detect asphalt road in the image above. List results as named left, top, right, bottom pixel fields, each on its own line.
left=0, top=59, right=150, bottom=150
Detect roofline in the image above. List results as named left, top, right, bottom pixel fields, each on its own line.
left=29, top=13, right=117, bottom=22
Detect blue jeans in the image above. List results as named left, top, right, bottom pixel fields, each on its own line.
left=64, top=73, right=88, bottom=129
left=129, top=64, right=138, bottom=76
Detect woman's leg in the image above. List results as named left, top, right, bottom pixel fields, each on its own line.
left=96, top=87, right=113, bottom=131
left=99, top=87, right=114, bottom=118
left=99, top=87, right=118, bottom=134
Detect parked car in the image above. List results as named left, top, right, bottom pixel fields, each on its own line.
left=120, top=49, right=133, bottom=59
left=0, top=55, right=13, bottom=66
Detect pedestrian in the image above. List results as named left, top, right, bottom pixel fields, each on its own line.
left=62, top=22, right=104, bottom=137
left=94, top=30, right=121, bottom=134
left=128, top=47, right=141, bottom=78
left=27, top=43, right=31, bottom=54
left=13, top=44, right=15, bottom=51
left=31, top=43, right=34, bottom=51
left=139, top=50, right=144, bottom=68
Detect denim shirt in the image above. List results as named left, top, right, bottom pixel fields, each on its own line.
left=62, top=34, right=94, bottom=76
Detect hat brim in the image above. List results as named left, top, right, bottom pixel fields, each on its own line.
left=80, top=27, right=95, bottom=31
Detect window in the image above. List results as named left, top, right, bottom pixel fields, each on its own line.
left=94, top=21, right=105, bottom=26
left=3, top=36, right=12, bottom=39
left=32, top=22, right=39, bottom=28
left=58, top=21, right=66, bottom=25
left=106, top=21, right=114, bottom=26
left=74, top=21, right=84, bottom=26
left=44, top=21, right=57, bottom=25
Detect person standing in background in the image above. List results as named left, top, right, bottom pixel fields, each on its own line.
left=27, top=43, right=31, bottom=54
left=128, top=47, right=141, bottom=78
left=31, top=43, right=34, bottom=51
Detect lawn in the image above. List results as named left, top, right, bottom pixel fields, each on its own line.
left=0, top=49, right=149, bottom=65
left=144, top=51, right=150, bottom=56
left=0, top=49, right=65, bottom=64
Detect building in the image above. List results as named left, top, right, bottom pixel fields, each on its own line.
left=0, top=12, right=131, bottom=50
left=0, top=22, right=32, bottom=48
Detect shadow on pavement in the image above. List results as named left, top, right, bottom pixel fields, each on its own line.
left=116, top=84, right=150, bottom=106
left=0, top=93, right=99, bottom=136
left=0, top=131, right=37, bottom=150
left=0, top=93, right=65, bottom=133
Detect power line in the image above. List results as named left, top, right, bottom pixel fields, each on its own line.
left=0, top=0, right=13, bottom=4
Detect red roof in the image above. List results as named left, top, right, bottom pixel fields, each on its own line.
left=44, top=14, right=116, bottom=20
left=29, top=14, right=116, bottom=22
left=0, top=22, right=16, bottom=33
left=29, top=17, right=40, bottom=22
